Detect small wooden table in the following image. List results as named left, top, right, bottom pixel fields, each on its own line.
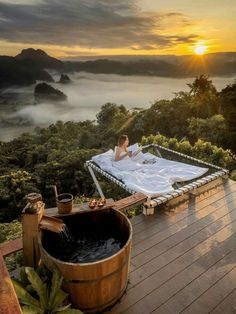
left=45, top=198, right=115, bottom=217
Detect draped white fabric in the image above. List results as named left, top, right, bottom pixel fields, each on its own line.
left=92, top=148, right=208, bottom=197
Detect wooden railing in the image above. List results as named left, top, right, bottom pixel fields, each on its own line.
left=0, top=239, right=23, bottom=314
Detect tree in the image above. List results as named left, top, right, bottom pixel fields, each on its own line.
left=187, top=74, right=217, bottom=96
left=0, top=170, right=38, bottom=222
left=187, top=75, right=220, bottom=118
left=96, top=103, right=129, bottom=130
left=96, top=103, right=131, bottom=147
left=219, top=81, right=236, bottom=152
left=187, top=114, right=228, bottom=146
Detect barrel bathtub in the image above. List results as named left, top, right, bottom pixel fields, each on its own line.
left=39, top=208, right=132, bottom=313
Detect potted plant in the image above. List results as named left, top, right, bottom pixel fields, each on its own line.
left=12, top=266, right=83, bottom=314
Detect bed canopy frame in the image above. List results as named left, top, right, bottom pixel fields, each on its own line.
left=86, top=143, right=228, bottom=215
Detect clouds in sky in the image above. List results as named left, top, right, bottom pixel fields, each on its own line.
left=0, top=0, right=199, bottom=50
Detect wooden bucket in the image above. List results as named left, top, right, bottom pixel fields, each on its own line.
left=39, top=208, right=132, bottom=313
left=57, top=193, right=73, bottom=214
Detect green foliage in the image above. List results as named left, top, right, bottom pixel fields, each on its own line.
left=0, top=123, right=102, bottom=220
left=187, top=74, right=217, bottom=96
left=219, top=81, right=236, bottom=151
left=95, top=103, right=132, bottom=148
left=124, top=207, right=141, bottom=218
left=124, top=76, right=224, bottom=141
left=74, top=195, right=91, bottom=204
left=230, top=170, right=236, bottom=181
left=12, top=267, right=83, bottom=314
left=141, top=134, right=235, bottom=171
left=0, top=170, right=38, bottom=221
left=0, top=220, right=23, bottom=272
left=0, top=219, right=22, bottom=243
left=0, top=76, right=235, bottom=223
left=188, top=114, right=228, bottom=146
left=124, top=96, right=193, bottom=140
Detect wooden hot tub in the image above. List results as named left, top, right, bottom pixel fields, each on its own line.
left=39, top=208, right=132, bottom=313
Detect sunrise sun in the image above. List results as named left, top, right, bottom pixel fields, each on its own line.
left=194, top=45, right=207, bottom=55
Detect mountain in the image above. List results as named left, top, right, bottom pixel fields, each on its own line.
left=63, top=52, right=236, bottom=77
left=1, top=49, right=236, bottom=89
left=15, top=48, right=63, bottom=69
left=0, top=48, right=65, bottom=88
left=34, top=83, right=67, bottom=103
left=63, top=59, right=180, bottom=76
left=0, top=56, right=53, bottom=88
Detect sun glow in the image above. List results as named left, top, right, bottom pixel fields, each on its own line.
left=194, top=45, right=207, bottom=55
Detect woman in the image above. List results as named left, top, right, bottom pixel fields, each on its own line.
left=114, top=135, right=139, bottom=161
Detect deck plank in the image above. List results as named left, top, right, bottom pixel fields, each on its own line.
left=132, top=186, right=236, bottom=247
left=111, top=179, right=236, bottom=314
left=131, top=179, right=236, bottom=231
left=132, top=184, right=236, bottom=238
left=123, top=244, right=236, bottom=314
left=132, top=191, right=236, bottom=259
left=130, top=201, right=236, bottom=285
left=111, top=217, right=236, bottom=313
left=182, top=266, right=236, bottom=314
left=131, top=194, right=236, bottom=267
left=130, top=198, right=236, bottom=282
left=152, top=244, right=236, bottom=313
left=210, top=288, right=236, bottom=314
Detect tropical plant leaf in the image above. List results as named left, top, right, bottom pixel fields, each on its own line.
left=12, top=279, right=40, bottom=308
left=20, top=267, right=29, bottom=287
left=25, top=284, right=35, bottom=295
left=25, top=267, right=48, bottom=311
left=36, top=265, right=49, bottom=284
left=52, top=303, right=71, bottom=312
left=50, top=289, right=68, bottom=310
left=48, top=268, right=63, bottom=309
left=22, top=304, right=43, bottom=314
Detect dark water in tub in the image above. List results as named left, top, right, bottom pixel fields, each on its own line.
left=42, top=224, right=124, bottom=263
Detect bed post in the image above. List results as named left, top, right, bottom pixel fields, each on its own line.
left=87, top=164, right=105, bottom=198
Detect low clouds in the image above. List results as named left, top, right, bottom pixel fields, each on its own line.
left=0, top=0, right=199, bottom=50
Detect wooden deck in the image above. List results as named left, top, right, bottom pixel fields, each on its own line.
left=1, top=179, right=236, bottom=314
left=109, top=178, right=236, bottom=314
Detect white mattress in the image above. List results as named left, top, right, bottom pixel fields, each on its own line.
left=92, top=149, right=208, bottom=197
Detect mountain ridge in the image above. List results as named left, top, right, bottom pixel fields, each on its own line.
left=0, top=48, right=236, bottom=89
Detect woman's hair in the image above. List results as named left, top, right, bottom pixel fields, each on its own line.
left=118, top=135, right=128, bottom=147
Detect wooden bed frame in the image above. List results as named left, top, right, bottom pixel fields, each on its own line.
left=86, top=143, right=229, bottom=215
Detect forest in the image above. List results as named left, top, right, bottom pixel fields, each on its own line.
left=0, top=75, right=235, bottom=225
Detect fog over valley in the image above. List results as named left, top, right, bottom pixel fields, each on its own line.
left=0, top=72, right=234, bottom=141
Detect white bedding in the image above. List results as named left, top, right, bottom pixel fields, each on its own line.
left=91, top=148, right=208, bottom=197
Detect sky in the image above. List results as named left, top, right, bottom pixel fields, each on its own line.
left=0, top=0, right=235, bottom=58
